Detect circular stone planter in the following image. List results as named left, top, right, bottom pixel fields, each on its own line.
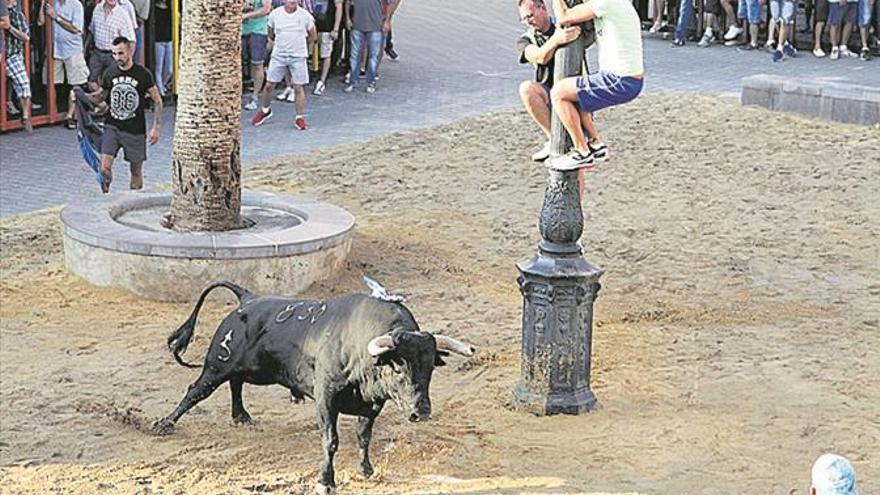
left=60, top=190, right=355, bottom=302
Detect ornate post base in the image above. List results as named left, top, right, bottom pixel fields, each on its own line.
left=514, top=250, right=602, bottom=415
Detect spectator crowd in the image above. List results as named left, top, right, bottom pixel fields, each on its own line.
left=1, top=0, right=402, bottom=134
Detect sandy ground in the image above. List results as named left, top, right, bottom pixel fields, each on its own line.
left=1, top=95, right=878, bottom=495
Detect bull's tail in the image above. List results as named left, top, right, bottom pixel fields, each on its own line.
left=167, top=281, right=255, bottom=368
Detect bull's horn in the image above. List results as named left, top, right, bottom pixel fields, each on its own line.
left=367, top=335, right=395, bottom=356
left=435, top=335, right=476, bottom=357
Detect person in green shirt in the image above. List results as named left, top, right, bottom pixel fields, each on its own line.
left=242, top=0, right=271, bottom=110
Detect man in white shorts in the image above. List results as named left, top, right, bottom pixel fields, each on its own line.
left=251, top=0, right=316, bottom=130
left=311, top=0, right=342, bottom=95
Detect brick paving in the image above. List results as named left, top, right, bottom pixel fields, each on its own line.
left=1, top=0, right=878, bottom=217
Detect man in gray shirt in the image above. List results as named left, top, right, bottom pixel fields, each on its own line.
left=344, top=0, right=391, bottom=93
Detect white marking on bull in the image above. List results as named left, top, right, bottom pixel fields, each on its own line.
left=363, top=276, right=406, bottom=303
left=275, top=302, right=304, bottom=323
left=218, top=330, right=233, bottom=362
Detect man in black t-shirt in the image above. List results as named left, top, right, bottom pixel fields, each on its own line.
left=91, top=35, right=162, bottom=193
left=516, top=0, right=580, bottom=162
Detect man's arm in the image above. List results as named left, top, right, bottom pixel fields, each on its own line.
left=44, top=2, right=83, bottom=34
left=382, top=0, right=400, bottom=32
left=266, top=24, right=274, bottom=53
left=243, top=0, right=270, bottom=20
left=38, top=0, right=46, bottom=26
left=552, top=0, right=597, bottom=26
left=345, top=0, right=352, bottom=30
left=8, top=20, right=29, bottom=41
left=307, top=24, right=317, bottom=53
left=521, top=25, right=581, bottom=65
left=330, top=0, right=342, bottom=38
left=148, top=85, right=162, bottom=145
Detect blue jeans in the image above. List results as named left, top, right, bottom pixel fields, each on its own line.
left=349, top=30, right=384, bottom=86
left=738, top=0, right=762, bottom=24
left=135, top=27, right=144, bottom=64
left=675, top=0, right=694, bottom=41
left=858, top=0, right=873, bottom=27
left=154, top=41, right=173, bottom=95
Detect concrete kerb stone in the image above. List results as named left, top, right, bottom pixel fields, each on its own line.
left=741, top=75, right=880, bottom=126
left=60, top=190, right=355, bottom=301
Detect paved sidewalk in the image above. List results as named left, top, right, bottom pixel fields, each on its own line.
left=2, top=0, right=878, bottom=217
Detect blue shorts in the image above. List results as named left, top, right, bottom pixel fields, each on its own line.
left=828, top=2, right=858, bottom=25
left=858, top=0, right=873, bottom=27
left=575, top=71, right=643, bottom=113
left=242, top=33, right=268, bottom=65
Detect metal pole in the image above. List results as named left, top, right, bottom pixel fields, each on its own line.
left=514, top=4, right=602, bottom=415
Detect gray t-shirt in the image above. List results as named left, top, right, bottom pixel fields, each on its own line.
left=351, top=0, right=385, bottom=32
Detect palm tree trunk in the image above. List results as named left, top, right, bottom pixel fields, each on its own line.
left=169, top=0, right=243, bottom=231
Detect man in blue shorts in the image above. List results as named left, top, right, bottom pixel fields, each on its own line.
left=549, top=0, right=644, bottom=172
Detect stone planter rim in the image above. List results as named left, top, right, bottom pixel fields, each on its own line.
left=59, top=190, right=355, bottom=260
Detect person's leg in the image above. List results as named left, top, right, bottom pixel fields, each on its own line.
left=674, top=0, right=695, bottom=42
left=518, top=81, right=552, bottom=138
left=550, top=78, right=590, bottom=153
left=100, top=154, right=114, bottom=192
left=841, top=6, right=856, bottom=52
left=748, top=0, right=761, bottom=45
left=815, top=0, right=828, bottom=52
left=365, top=31, right=384, bottom=87
left=651, top=0, right=666, bottom=30
left=129, top=162, right=143, bottom=190
left=294, top=84, right=306, bottom=116
left=155, top=43, right=167, bottom=95
left=348, top=29, right=365, bottom=87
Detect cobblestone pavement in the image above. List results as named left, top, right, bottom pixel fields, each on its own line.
left=2, top=0, right=878, bottom=216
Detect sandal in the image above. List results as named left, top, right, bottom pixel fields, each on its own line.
left=66, top=117, right=77, bottom=130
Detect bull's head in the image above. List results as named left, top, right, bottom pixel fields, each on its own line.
left=367, top=329, right=475, bottom=423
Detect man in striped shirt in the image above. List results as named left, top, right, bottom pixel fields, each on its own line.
left=87, top=0, right=134, bottom=90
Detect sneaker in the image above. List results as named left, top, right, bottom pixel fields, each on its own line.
left=366, top=83, right=376, bottom=94
left=313, top=80, right=326, bottom=96
left=6, top=101, right=20, bottom=115
left=648, top=23, right=661, bottom=34
left=860, top=47, right=872, bottom=61
left=548, top=149, right=594, bottom=171
left=840, top=46, right=857, bottom=58
left=671, top=38, right=685, bottom=47
left=285, top=89, right=296, bottom=103
left=531, top=140, right=551, bottom=162
left=244, top=99, right=259, bottom=111
left=344, top=73, right=351, bottom=84
left=276, top=86, right=292, bottom=101
left=772, top=49, right=784, bottom=62
left=344, top=84, right=355, bottom=93
left=294, top=116, right=307, bottom=131
left=724, top=38, right=745, bottom=46
left=697, top=31, right=715, bottom=47
left=764, top=39, right=776, bottom=52
left=251, top=107, right=272, bottom=126
left=588, top=140, right=608, bottom=162
left=782, top=43, right=797, bottom=58
left=723, top=25, right=743, bottom=40
left=813, top=47, right=826, bottom=57
left=385, top=46, right=399, bottom=60
left=830, top=46, right=840, bottom=60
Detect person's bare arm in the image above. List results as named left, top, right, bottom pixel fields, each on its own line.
left=266, top=24, right=274, bottom=53
left=38, top=0, right=46, bottom=26
left=553, top=0, right=597, bottom=25
left=148, top=85, right=163, bottom=145
left=243, top=0, right=270, bottom=20
left=0, top=15, right=10, bottom=31
left=331, top=0, right=342, bottom=38
left=345, top=0, right=352, bottom=30
left=522, top=25, right=581, bottom=65
left=8, top=23, right=29, bottom=42
left=307, top=25, right=317, bottom=53
left=44, top=2, right=82, bottom=34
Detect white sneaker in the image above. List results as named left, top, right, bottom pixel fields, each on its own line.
left=588, top=140, right=608, bottom=162
left=6, top=101, right=20, bottom=115
left=531, top=140, right=551, bottom=162
left=548, top=149, right=594, bottom=171
left=830, top=46, right=840, bottom=60
left=313, top=80, right=326, bottom=96
left=723, top=25, right=743, bottom=40
left=840, top=45, right=857, bottom=58
left=813, top=47, right=826, bottom=58
left=244, top=99, right=258, bottom=111
left=285, top=89, right=296, bottom=103
left=276, top=87, right=292, bottom=101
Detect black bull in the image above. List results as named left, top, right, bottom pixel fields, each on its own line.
left=151, top=282, right=475, bottom=494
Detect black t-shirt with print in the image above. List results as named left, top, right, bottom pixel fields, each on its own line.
left=102, top=64, right=155, bottom=135
left=516, top=24, right=556, bottom=88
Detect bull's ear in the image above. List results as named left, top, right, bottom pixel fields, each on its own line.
left=434, top=351, right=449, bottom=367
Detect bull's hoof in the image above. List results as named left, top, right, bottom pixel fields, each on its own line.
left=150, top=419, right=175, bottom=436
left=358, top=462, right=374, bottom=479
left=232, top=412, right=254, bottom=426
left=313, top=482, right=336, bottom=495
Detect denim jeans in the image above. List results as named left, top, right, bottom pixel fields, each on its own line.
left=349, top=29, right=384, bottom=86
left=675, top=0, right=694, bottom=41
left=738, top=0, right=762, bottom=25
left=154, top=41, right=173, bottom=95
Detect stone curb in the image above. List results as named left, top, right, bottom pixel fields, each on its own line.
left=741, top=75, right=880, bottom=126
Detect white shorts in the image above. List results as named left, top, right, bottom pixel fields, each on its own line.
left=266, top=55, right=309, bottom=85
left=46, top=52, right=90, bottom=85
left=317, top=32, right=334, bottom=59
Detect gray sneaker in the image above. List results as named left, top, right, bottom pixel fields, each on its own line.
left=548, top=149, right=594, bottom=171
left=697, top=31, right=715, bottom=47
